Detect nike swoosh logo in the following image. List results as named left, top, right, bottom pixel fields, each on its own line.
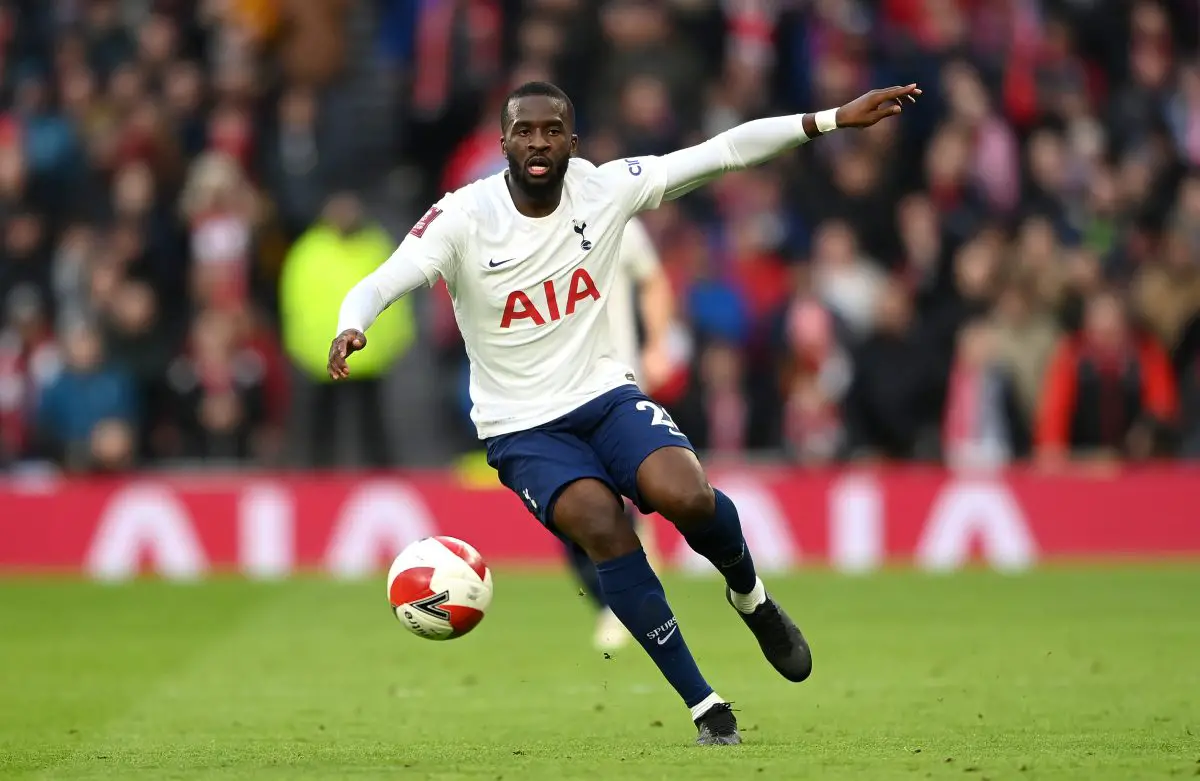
left=656, top=624, right=679, bottom=645
left=488, top=257, right=518, bottom=268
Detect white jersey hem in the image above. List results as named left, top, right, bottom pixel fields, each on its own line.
left=475, top=378, right=639, bottom=440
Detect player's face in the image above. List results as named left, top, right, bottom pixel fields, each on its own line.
left=501, top=95, right=577, bottom=196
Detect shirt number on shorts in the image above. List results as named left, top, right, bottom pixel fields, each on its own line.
left=636, top=400, right=686, bottom=438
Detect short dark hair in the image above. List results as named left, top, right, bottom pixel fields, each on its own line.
left=500, top=81, right=575, bottom=133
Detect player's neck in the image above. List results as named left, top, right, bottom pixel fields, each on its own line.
left=504, top=173, right=563, bottom=218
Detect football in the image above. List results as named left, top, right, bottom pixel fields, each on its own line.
left=387, top=536, right=494, bottom=640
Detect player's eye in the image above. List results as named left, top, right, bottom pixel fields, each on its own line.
left=548, top=128, right=561, bottom=136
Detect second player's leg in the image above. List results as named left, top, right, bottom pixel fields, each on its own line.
left=563, top=539, right=605, bottom=609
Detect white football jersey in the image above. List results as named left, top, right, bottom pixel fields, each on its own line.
left=397, top=156, right=668, bottom=438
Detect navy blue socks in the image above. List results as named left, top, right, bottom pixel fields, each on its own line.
left=680, top=489, right=759, bottom=595
left=596, top=548, right=714, bottom=708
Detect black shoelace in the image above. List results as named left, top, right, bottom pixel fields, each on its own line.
left=699, top=702, right=737, bottom=734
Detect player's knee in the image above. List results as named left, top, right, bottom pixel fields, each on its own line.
left=655, top=481, right=716, bottom=529
left=582, top=524, right=640, bottom=562
left=570, top=513, right=640, bottom=561
left=553, top=480, right=640, bottom=562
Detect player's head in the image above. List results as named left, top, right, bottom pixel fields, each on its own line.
left=500, top=81, right=577, bottom=196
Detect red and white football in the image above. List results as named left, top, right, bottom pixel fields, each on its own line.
left=387, top=536, right=493, bottom=640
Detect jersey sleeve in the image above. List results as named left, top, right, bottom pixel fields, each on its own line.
left=394, top=199, right=467, bottom=285
left=658, top=115, right=810, bottom=201
left=620, top=217, right=661, bottom=281
left=598, top=115, right=810, bottom=214
left=336, top=198, right=466, bottom=334
left=594, top=156, right=669, bottom=215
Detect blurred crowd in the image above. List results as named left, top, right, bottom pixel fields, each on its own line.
left=3, top=0, right=1200, bottom=474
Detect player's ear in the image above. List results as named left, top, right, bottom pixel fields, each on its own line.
left=500, top=136, right=508, bottom=157
left=570, top=135, right=578, bottom=155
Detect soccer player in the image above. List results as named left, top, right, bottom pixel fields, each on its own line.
left=569, top=215, right=673, bottom=652
left=329, top=81, right=920, bottom=745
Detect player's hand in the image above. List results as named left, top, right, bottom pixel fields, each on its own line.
left=328, top=329, right=367, bottom=380
left=835, top=84, right=921, bottom=129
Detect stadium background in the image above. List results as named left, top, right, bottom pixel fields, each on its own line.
left=1, top=0, right=1199, bottom=575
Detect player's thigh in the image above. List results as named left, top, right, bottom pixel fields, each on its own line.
left=635, top=446, right=715, bottom=527
left=589, top=388, right=711, bottom=520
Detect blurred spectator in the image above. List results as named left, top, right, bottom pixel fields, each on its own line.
left=1134, top=173, right=1200, bottom=348
left=942, top=59, right=1020, bottom=215
left=1167, top=60, right=1200, bottom=167
left=775, top=269, right=851, bottom=463
left=34, top=321, right=136, bottom=472
left=180, top=151, right=259, bottom=310
left=0, top=209, right=50, bottom=305
left=811, top=219, right=885, bottom=339
left=923, top=227, right=1004, bottom=373
left=942, top=316, right=1029, bottom=471
left=278, top=194, right=413, bottom=467
left=594, top=1, right=706, bottom=130
left=0, top=285, right=58, bottom=465
left=1174, top=310, right=1200, bottom=457
left=1036, top=290, right=1178, bottom=463
left=1108, top=1, right=1176, bottom=156
left=672, top=340, right=750, bottom=457
left=165, top=308, right=267, bottom=461
left=844, top=279, right=940, bottom=460
left=267, top=85, right=326, bottom=239
left=923, top=122, right=988, bottom=243
left=992, top=276, right=1061, bottom=425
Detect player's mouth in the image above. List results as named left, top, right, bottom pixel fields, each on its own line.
left=526, top=157, right=552, bottom=177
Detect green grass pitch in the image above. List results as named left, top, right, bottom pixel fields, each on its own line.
left=1, top=567, right=1198, bottom=780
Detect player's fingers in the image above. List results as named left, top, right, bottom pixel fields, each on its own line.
left=329, top=342, right=349, bottom=377
left=877, top=84, right=919, bottom=102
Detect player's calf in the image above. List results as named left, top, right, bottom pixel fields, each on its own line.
left=636, top=448, right=758, bottom=594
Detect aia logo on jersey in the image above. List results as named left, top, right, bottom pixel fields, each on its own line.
left=410, top=206, right=443, bottom=238
left=501, top=268, right=601, bottom=328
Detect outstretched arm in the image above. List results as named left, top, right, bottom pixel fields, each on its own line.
left=329, top=204, right=462, bottom=379
left=660, top=85, right=921, bottom=200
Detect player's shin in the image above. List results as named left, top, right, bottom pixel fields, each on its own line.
left=679, top=489, right=765, bottom=610
left=595, top=548, right=720, bottom=712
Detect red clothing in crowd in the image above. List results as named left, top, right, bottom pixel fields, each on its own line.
left=1036, top=335, right=1178, bottom=455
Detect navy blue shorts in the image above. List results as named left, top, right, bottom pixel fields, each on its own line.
left=485, top=385, right=695, bottom=532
